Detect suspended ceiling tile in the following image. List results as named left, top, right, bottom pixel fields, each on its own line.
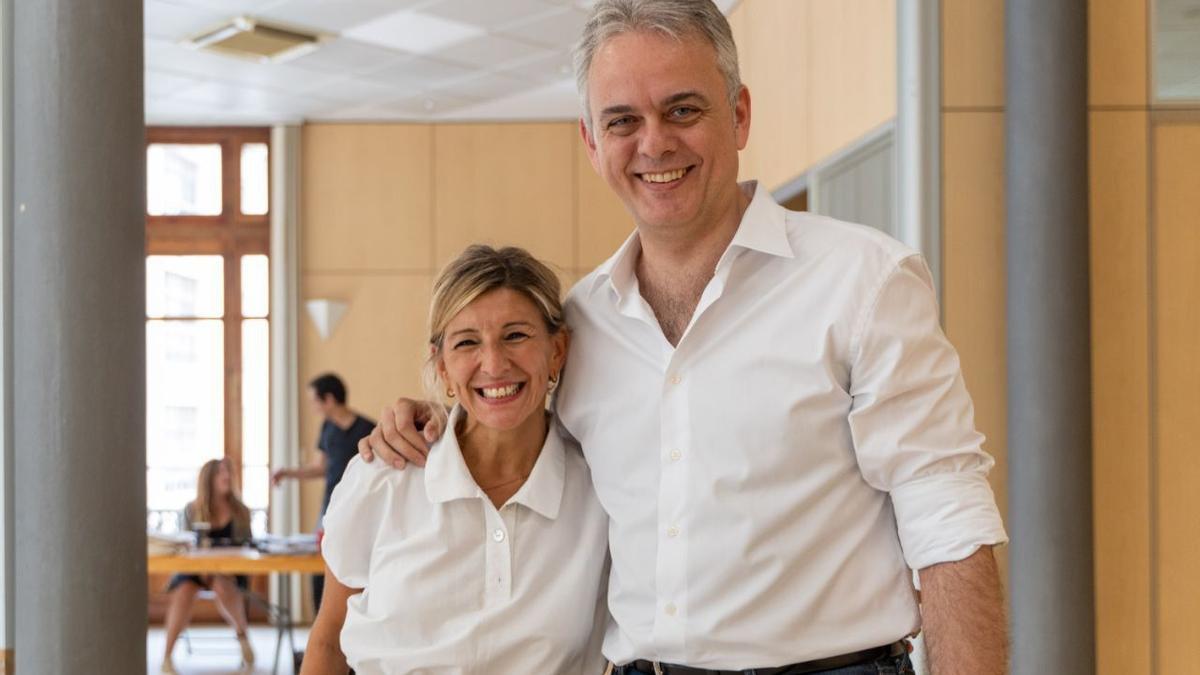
left=295, top=76, right=399, bottom=104
left=496, top=6, right=589, bottom=48
left=147, top=38, right=331, bottom=92
left=420, top=0, right=562, bottom=27
left=439, top=79, right=581, bottom=121
left=163, top=0, right=285, bottom=15
left=149, top=103, right=298, bottom=126
left=498, top=49, right=575, bottom=84
left=430, top=72, right=534, bottom=102
left=144, top=0, right=227, bottom=40
left=256, top=0, right=425, bottom=33
left=312, top=100, right=422, bottom=121
left=363, top=56, right=477, bottom=90
left=430, top=33, right=552, bottom=70
left=286, top=37, right=411, bottom=75
left=173, top=81, right=339, bottom=117
left=315, top=92, right=478, bottom=120
left=145, top=69, right=209, bottom=99
left=343, top=9, right=485, bottom=54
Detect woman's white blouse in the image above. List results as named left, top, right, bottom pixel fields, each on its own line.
left=322, top=406, right=610, bottom=675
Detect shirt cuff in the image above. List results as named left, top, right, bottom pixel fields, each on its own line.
left=890, top=471, right=1009, bottom=570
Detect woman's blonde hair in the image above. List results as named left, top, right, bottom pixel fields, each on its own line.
left=192, top=458, right=250, bottom=529
left=424, top=245, right=567, bottom=415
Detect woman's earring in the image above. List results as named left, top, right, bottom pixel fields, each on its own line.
left=446, top=387, right=456, bottom=398
left=548, top=372, right=559, bottom=392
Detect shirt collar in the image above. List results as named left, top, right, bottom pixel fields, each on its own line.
left=424, top=405, right=566, bottom=520
left=725, top=180, right=796, bottom=260
left=587, top=180, right=794, bottom=298
left=588, top=227, right=642, bottom=298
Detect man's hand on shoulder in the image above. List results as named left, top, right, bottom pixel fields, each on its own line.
left=357, top=398, right=444, bottom=469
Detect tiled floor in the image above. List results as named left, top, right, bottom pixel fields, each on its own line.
left=147, top=624, right=311, bottom=675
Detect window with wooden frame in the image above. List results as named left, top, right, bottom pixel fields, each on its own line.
left=144, top=127, right=271, bottom=538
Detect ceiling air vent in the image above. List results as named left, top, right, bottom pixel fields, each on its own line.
left=185, top=16, right=322, bottom=63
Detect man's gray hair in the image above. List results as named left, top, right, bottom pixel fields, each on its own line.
left=573, top=0, right=743, bottom=134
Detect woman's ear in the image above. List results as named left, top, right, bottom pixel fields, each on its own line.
left=551, top=328, right=570, bottom=375
left=431, top=345, right=450, bottom=387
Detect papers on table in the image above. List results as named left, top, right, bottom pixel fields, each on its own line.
left=148, top=530, right=319, bottom=556
left=254, top=533, right=319, bottom=555
left=147, top=531, right=194, bottom=556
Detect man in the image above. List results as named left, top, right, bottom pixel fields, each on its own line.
left=362, top=1, right=1007, bottom=673
left=273, top=372, right=374, bottom=610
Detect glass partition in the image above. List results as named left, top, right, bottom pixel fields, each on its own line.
left=1154, top=0, right=1200, bottom=101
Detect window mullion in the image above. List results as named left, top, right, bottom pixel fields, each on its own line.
left=224, top=237, right=243, bottom=486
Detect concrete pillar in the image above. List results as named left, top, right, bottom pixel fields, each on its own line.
left=12, top=1, right=145, bottom=673
left=1, top=0, right=13, bottom=665
left=270, top=125, right=304, bottom=621
left=1005, top=2, right=1094, bottom=673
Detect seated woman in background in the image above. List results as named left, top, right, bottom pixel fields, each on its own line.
left=301, top=245, right=609, bottom=675
left=160, top=458, right=255, bottom=674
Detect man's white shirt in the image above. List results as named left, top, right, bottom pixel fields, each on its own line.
left=322, top=406, right=609, bottom=674
left=557, top=181, right=1008, bottom=669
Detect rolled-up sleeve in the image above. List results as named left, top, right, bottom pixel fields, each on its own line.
left=848, top=254, right=1008, bottom=570
left=321, top=457, right=384, bottom=588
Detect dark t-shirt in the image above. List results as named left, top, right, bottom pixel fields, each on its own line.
left=318, top=414, right=375, bottom=516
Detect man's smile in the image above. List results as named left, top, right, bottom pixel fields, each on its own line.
left=635, top=165, right=694, bottom=185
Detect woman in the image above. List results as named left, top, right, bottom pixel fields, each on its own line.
left=302, top=246, right=609, bottom=674
left=161, top=458, right=255, bottom=674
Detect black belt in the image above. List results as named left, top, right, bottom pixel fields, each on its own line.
left=612, top=640, right=908, bottom=675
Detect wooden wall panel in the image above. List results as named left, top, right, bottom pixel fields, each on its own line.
left=1089, top=110, right=1152, bottom=675
left=733, top=0, right=895, bottom=191
left=575, top=136, right=634, bottom=271
left=805, top=0, right=897, bottom=166
left=941, top=112, right=1008, bottom=526
left=301, top=124, right=433, bottom=272
left=1153, top=122, right=1200, bottom=675
left=735, top=0, right=810, bottom=191
left=297, top=273, right=434, bottom=530
left=942, top=0, right=1005, bottom=108
left=1088, top=0, right=1148, bottom=107
left=433, top=124, right=576, bottom=271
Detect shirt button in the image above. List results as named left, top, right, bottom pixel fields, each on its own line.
left=664, top=602, right=677, bottom=616
left=492, top=529, right=505, bottom=543
left=668, top=374, right=682, bottom=385
left=669, top=449, right=682, bottom=461
left=666, top=525, right=680, bottom=538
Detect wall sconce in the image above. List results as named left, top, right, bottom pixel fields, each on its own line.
left=305, top=298, right=348, bottom=340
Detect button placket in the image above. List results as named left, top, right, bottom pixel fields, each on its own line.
left=652, top=357, right=690, bottom=657
left=482, top=502, right=513, bottom=604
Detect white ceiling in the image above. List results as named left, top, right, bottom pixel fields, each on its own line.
left=145, top=0, right=740, bottom=125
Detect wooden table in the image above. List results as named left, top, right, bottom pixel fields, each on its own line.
left=149, top=548, right=324, bottom=575
left=150, top=548, right=324, bottom=675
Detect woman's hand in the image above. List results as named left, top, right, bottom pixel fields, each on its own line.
left=357, top=398, right=445, bottom=469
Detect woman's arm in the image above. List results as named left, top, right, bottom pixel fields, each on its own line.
left=299, top=566, right=361, bottom=675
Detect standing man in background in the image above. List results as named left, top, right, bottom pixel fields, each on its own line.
left=273, top=372, right=374, bottom=610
